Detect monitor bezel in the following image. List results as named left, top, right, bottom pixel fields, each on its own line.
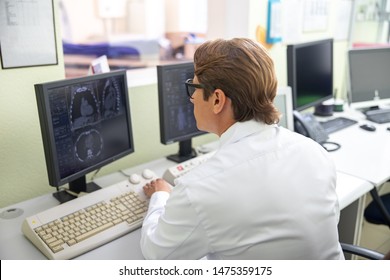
left=287, top=38, right=334, bottom=112
left=35, top=70, right=134, bottom=194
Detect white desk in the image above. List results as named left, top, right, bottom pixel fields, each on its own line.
left=336, top=172, right=373, bottom=210
left=319, top=108, right=390, bottom=186
left=328, top=123, right=390, bottom=186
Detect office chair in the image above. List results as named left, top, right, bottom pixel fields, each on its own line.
left=364, top=187, right=390, bottom=229
left=340, top=186, right=390, bottom=260
left=341, top=242, right=385, bottom=260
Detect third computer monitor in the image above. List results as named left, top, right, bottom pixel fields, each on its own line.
left=348, top=46, right=390, bottom=110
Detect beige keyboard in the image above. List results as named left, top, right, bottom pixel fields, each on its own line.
left=22, top=169, right=157, bottom=260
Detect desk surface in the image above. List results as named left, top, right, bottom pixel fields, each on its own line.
left=323, top=109, right=390, bottom=186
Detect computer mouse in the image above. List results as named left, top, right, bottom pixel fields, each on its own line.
left=142, top=169, right=155, bottom=180
left=359, top=124, right=376, bottom=132
left=387, top=127, right=390, bottom=131
left=129, top=173, right=141, bottom=184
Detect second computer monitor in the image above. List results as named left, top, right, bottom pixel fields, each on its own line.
left=157, top=62, right=207, bottom=163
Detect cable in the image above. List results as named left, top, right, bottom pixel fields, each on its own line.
left=119, top=169, right=131, bottom=178
left=90, top=168, right=101, bottom=181
left=321, top=141, right=341, bottom=152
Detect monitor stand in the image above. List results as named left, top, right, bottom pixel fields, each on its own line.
left=53, top=176, right=101, bottom=204
left=167, top=139, right=197, bottom=163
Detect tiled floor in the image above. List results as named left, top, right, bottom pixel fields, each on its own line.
left=359, top=182, right=390, bottom=257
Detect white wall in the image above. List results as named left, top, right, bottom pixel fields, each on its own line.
left=165, top=0, right=207, bottom=33
left=60, top=0, right=105, bottom=42
left=207, top=0, right=251, bottom=40
left=127, top=0, right=165, bottom=38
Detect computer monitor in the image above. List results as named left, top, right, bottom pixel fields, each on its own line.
left=348, top=46, right=390, bottom=110
left=157, top=62, right=207, bottom=163
left=287, top=38, right=334, bottom=114
left=274, top=86, right=294, bottom=131
left=35, top=70, right=134, bottom=203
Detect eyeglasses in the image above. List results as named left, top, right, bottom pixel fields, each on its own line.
left=185, top=79, right=209, bottom=99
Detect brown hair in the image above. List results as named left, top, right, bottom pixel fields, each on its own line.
left=193, top=38, right=280, bottom=125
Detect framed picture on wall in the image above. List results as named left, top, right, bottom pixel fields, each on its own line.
left=266, top=0, right=283, bottom=44
left=0, top=0, right=58, bottom=69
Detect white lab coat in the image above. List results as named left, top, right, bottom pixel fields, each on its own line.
left=141, top=120, right=344, bottom=260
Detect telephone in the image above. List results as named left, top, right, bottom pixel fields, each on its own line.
left=293, top=111, right=329, bottom=143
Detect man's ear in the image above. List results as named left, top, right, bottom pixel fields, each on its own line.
left=212, top=89, right=227, bottom=114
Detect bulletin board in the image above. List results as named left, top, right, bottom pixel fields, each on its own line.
left=0, top=0, right=58, bottom=69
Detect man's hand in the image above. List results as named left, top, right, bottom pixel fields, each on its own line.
left=143, top=178, right=172, bottom=198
